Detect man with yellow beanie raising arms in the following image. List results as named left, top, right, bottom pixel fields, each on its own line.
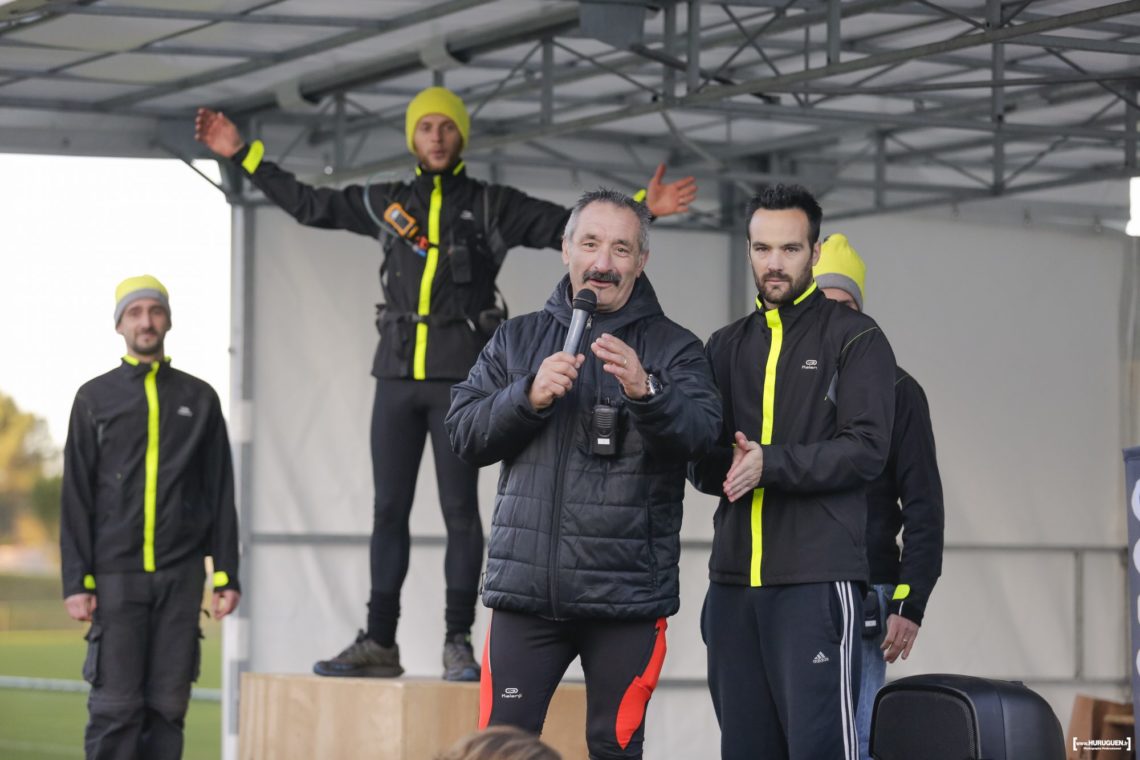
left=194, top=87, right=697, bottom=681
left=815, top=234, right=945, bottom=760
left=62, top=276, right=241, bottom=759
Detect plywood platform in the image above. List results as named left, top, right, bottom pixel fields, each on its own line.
left=239, top=673, right=587, bottom=759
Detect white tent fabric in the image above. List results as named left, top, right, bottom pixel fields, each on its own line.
left=231, top=168, right=1133, bottom=757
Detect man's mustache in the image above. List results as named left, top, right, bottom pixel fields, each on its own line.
left=582, top=270, right=621, bottom=284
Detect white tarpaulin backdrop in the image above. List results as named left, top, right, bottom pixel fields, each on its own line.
left=227, top=167, right=1133, bottom=758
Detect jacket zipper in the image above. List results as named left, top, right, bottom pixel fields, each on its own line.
left=549, top=314, right=592, bottom=617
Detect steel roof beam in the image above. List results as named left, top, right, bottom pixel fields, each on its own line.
left=319, top=0, right=1140, bottom=184
left=32, top=2, right=399, bottom=28
left=97, top=0, right=499, bottom=110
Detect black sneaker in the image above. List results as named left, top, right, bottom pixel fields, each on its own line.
left=313, top=630, right=403, bottom=678
left=442, top=632, right=480, bottom=682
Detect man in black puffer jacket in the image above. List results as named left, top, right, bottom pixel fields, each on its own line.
left=447, top=189, right=720, bottom=760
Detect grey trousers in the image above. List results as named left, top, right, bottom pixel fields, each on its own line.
left=82, top=559, right=205, bottom=760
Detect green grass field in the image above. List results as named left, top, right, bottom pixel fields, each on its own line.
left=0, top=575, right=223, bottom=760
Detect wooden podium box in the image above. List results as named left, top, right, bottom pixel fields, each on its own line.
left=239, top=673, right=587, bottom=759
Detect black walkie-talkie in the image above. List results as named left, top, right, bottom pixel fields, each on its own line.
left=591, top=404, right=618, bottom=457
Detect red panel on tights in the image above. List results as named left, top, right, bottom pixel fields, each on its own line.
left=614, top=617, right=668, bottom=749
left=478, top=620, right=493, bottom=730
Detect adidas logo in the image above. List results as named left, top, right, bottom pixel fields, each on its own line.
left=812, top=651, right=830, bottom=664
left=177, top=406, right=193, bottom=417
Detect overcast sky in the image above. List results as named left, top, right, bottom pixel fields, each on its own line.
left=0, top=153, right=232, bottom=446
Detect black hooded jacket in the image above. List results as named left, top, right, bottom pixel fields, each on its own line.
left=690, top=285, right=896, bottom=588
left=446, top=275, right=721, bottom=620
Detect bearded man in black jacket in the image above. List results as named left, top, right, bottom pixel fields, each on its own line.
left=195, top=88, right=697, bottom=681
left=447, top=189, right=720, bottom=760
left=690, top=185, right=897, bottom=760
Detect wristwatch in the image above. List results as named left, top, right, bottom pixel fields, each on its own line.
left=644, top=373, right=663, bottom=398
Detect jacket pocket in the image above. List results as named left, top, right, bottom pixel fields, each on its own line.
left=82, top=623, right=103, bottom=687
left=644, top=502, right=658, bottom=590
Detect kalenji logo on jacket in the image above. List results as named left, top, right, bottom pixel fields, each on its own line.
left=501, top=687, right=522, bottom=699
left=801, top=359, right=818, bottom=370
left=177, top=406, right=193, bottom=417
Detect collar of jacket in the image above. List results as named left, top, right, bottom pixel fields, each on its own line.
left=120, top=355, right=171, bottom=376
left=754, top=280, right=821, bottom=324
left=544, top=273, right=664, bottom=334
left=413, top=160, right=468, bottom=188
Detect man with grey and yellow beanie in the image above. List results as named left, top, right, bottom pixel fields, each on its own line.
left=195, top=86, right=699, bottom=681
left=815, top=234, right=945, bottom=760
left=62, top=275, right=241, bottom=759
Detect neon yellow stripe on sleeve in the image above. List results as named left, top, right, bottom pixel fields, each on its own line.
left=241, top=140, right=265, bottom=174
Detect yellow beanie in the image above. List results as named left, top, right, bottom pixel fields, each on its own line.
left=114, top=275, right=169, bottom=325
left=405, top=86, right=470, bottom=154
left=814, top=234, right=866, bottom=310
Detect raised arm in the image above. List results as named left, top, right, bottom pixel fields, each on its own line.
left=195, top=107, right=383, bottom=238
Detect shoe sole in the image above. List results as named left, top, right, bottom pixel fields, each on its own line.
left=313, top=664, right=404, bottom=678
left=442, top=667, right=480, bottom=682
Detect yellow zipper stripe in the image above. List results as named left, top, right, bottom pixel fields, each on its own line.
left=749, top=280, right=818, bottom=586
left=750, top=308, right=783, bottom=586
left=412, top=175, right=443, bottom=380
left=143, top=361, right=160, bottom=572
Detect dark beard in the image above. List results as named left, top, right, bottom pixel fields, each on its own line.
left=128, top=332, right=164, bottom=359
left=757, top=269, right=812, bottom=307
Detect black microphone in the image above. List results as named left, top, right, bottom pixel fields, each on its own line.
left=562, top=288, right=598, bottom=355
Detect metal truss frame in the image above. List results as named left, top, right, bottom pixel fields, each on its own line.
left=1, top=0, right=1137, bottom=219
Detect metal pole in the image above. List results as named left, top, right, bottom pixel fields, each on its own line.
left=333, top=93, right=345, bottom=171
left=542, top=37, right=553, bottom=125
left=222, top=183, right=257, bottom=760
left=663, top=1, right=677, bottom=100
left=874, top=131, right=886, bottom=210
left=827, top=0, right=841, bottom=65
left=1126, top=84, right=1137, bottom=171
left=687, top=1, right=700, bottom=94
left=988, top=0, right=1005, bottom=194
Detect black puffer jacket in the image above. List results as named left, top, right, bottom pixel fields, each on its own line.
left=446, top=275, right=721, bottom=620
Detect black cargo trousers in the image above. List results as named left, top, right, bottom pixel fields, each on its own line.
left=83, top=557, right=205, bottom=760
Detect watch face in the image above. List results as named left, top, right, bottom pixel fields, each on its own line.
left=647, top=374, right=662, bottom=396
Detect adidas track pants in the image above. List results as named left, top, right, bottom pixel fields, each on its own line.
left=702, top=580, right=862, bottom=760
